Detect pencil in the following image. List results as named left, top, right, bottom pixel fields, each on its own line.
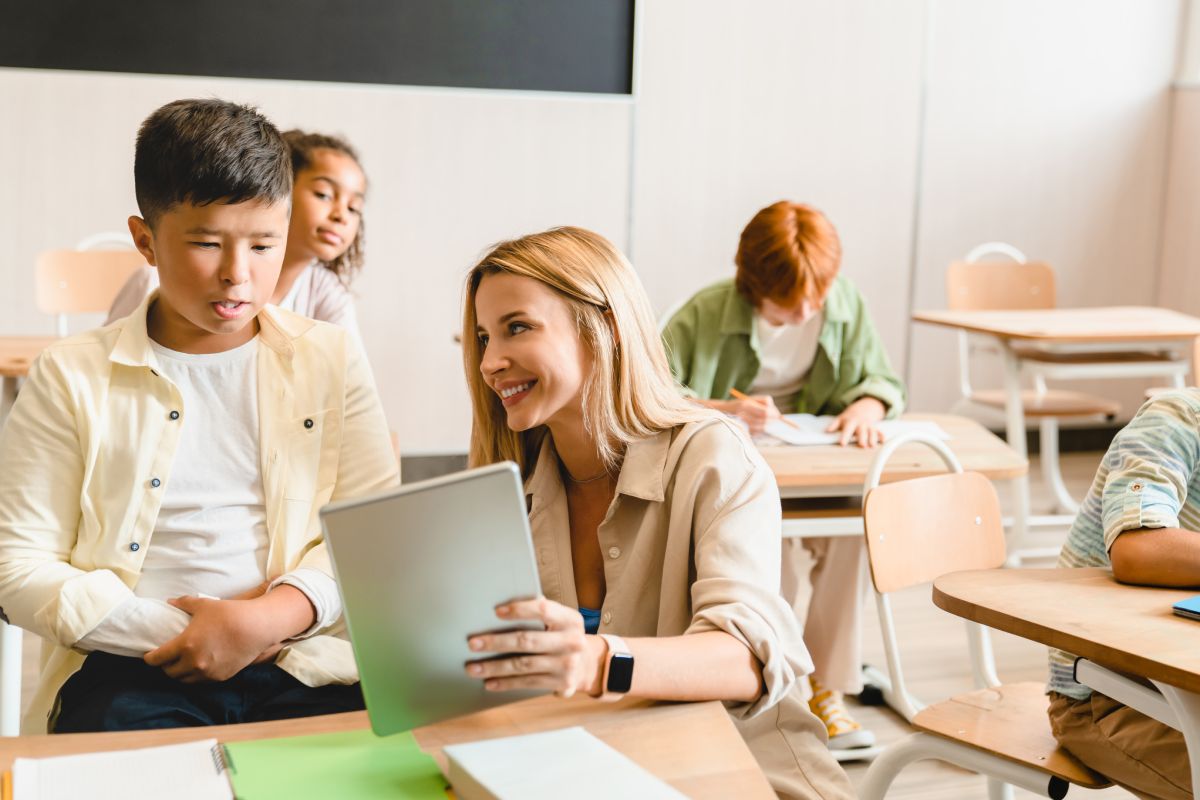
left=3, top=768, right=11, bottom=800
left=729, top=389, right=802, bottom=430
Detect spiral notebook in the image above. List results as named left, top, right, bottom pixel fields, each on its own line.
left=11, top=738, right=232, bottom=800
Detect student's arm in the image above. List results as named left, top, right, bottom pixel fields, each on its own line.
left=1110, top=527, right=1200, bottom=587
left=0, top=350, right=139, bottom=647
left=1101, top=393, right=1200, bottom=586
left=832, top=284, right=905, bottom=418
left=660, top=302, right=699, bottom=398
left=76, top=597, right=189, bottom=657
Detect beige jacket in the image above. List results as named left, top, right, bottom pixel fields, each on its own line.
left=526, top=416, right=853, bottom=800
left=0, top=294, right=399, bottom=732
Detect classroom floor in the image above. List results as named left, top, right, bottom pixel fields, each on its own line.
left=15, top=451, right=1141, bottom=797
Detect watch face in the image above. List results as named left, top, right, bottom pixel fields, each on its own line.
left=607, top=652, right=635, bottom=694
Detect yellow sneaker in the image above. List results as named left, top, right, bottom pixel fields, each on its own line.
left=809, top=675, right=876, bottom=750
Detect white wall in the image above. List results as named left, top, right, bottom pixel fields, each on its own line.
left=907, top=0, right=1182, bottom=421
left=0, top=0, right=1186, bottom=455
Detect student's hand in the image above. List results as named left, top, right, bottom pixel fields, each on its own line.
left=144, top=586, right=315, bottom=682
left=464, top=597, right=607, bottom=699
left=231, top=580, right=272, bottom=601
left=731, top=395, right=781, bottom=435
left=826, top=397, right=887, bottom=448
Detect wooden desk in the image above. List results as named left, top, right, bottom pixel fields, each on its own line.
left=761, top=414, right=1026, bottom=542
left=0, top=336, right=55, bottom=420
left=912, top=308, right=1200, bottom=457
left=933, top=567, right=1200, bottom=791
left=0, top=697, right=774, bottom=798
left=761, top=413, right=1026, bottom=497
left=913, top=306, right=1200, bottom=344
left=933, top=567, right=1200, bottom=693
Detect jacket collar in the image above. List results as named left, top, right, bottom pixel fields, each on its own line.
left=525, top=427, right=673, bottom=508
left=108, top=292, right=313, bottom=367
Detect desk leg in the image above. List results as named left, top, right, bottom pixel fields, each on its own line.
left=0, top=622, right=21, bottom=735
left=1001, top=346, right=1032, bottom=564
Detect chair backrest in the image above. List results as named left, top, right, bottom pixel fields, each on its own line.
left=946, top=260, right=1057, bottom=311
left=862, top=471, right=1007, bottom=594
left=35, top=249, right=147, bottom=317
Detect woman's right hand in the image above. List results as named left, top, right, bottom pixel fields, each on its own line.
left=731, top=395, right=780, bottom=435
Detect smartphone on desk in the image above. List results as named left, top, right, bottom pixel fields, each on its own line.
left=1172, top=595, right=1200, bottom=621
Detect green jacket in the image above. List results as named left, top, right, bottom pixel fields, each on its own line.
left=662, top=276, right=905, bottom=417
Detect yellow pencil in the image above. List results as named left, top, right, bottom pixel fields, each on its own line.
left=3, top=768, right=11, bottom=800
left=729, top=388, right=802, bottom=430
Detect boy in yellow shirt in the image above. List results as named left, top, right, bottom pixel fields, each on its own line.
left=0, top=99, right=397, bottom=732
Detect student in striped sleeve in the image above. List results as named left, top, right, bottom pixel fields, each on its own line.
left=1047, top=388, right=1200, bottom=800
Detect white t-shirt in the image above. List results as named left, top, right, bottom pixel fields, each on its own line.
left=747, top=312, right=824, bottom=412
left=76, top=336, right=340, bottom=657
left=105, top=263, right=361, bottom=343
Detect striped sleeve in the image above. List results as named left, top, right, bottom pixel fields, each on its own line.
left=1100, top=393, right=1200, bottom=552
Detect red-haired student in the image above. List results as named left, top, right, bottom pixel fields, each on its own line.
left=662, top=200, right=904, bottom=751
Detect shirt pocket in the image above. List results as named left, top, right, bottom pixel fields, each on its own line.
left=284, top=409, right=338, bottom=502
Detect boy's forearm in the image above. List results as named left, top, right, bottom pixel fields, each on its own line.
left=258, top=584, right=318, bottom=642
left=1110, top=527, right=1200, bottom=587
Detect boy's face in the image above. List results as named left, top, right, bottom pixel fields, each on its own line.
left=128, top=199, right=289, bottom=354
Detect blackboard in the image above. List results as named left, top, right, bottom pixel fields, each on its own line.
left=2, top=0, right=635, bottom=95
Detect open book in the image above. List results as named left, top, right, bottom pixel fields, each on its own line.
left=759, top=414, right=951, bottom=446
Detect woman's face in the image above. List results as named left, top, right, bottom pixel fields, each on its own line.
left=474, top=272, right=591, bottom=433
left=286, top=148, right=365, bottom=263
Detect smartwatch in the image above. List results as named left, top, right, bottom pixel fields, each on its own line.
left=598, top=633, right=634, bottom=702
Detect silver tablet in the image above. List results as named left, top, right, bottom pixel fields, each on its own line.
left=321, top=461, right=544, bottom=736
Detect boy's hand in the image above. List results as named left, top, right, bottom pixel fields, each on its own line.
left=731, top=395, right=781, bottom=435
left=144, top=585, right=316, bottom=682
left=826, top=397, right=887, bottom=448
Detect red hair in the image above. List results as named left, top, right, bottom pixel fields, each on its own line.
left=734, top=201, right=841, bottom=307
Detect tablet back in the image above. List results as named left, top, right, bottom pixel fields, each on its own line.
left=322, top=462, right=544, bottom=735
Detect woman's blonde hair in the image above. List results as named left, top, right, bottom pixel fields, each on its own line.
left=463, top=226, right=706, bottom=476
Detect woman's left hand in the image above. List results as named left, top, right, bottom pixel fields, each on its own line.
left=826, top=396, right=887, bottom=448
left=464, top=596, right=606, bottom=698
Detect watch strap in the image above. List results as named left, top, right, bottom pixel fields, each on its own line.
left=598, top=633, right=632, bottom=702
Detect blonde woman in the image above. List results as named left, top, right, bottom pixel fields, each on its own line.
left=460, top=227, right=852, bottom=799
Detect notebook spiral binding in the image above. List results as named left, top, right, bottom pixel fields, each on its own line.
left=210, top=743, right=233, bottom=775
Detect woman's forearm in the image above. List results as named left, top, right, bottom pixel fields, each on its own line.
left=602, top=630, right=762, bottom=703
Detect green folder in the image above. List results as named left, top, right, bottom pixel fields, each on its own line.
left=223, top=728, right=448, bottom=799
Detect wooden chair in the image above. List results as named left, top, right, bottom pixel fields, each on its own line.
left=947, top=242, right=1184, bottom=515
left=856, top=433, right=1111, bottom=799
left=35, top=249, right=147, bottom=336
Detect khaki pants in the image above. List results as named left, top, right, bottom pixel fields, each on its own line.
left=781, top=536, right=869, bottom=695
left=1048, top=691, right=1192, bottom=800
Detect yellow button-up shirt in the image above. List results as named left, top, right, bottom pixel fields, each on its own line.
left=526, top=417, right=853, bottom=800
left=0, top=295, right=399, bottom=732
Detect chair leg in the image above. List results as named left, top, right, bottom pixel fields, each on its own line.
left=1039, top=418, right=1080, bottom=515
left=987, top=777, right=1014, bottom=800
left=858, top=732, right=1070, bottom=799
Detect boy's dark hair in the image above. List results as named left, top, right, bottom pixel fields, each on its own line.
left=283, top=129, right=367, bottom=285
left=134, top=98, right=292, bottom=227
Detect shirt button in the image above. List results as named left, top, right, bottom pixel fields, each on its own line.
left=304, top=418, right=315, bottom=429
left=1131, top=483, right=1143, bottom=492
left=169, top=410, right=180, bottom=420
left=602, top=611, right=612, bottom=624
left=129, top=542, right=139, bottom=552
left=608, top=546, right=621, bottom=559
left=150, top=478, right=161, bottom=488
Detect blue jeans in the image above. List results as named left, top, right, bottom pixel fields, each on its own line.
left=52, top=652, right=364, bottom=732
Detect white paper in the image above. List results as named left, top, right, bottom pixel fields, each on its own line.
left=12, top=738, right=232, bottom=800
left=759, top=414, right=951, bottom=447
left=445, top=726, right=686, bottom=800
